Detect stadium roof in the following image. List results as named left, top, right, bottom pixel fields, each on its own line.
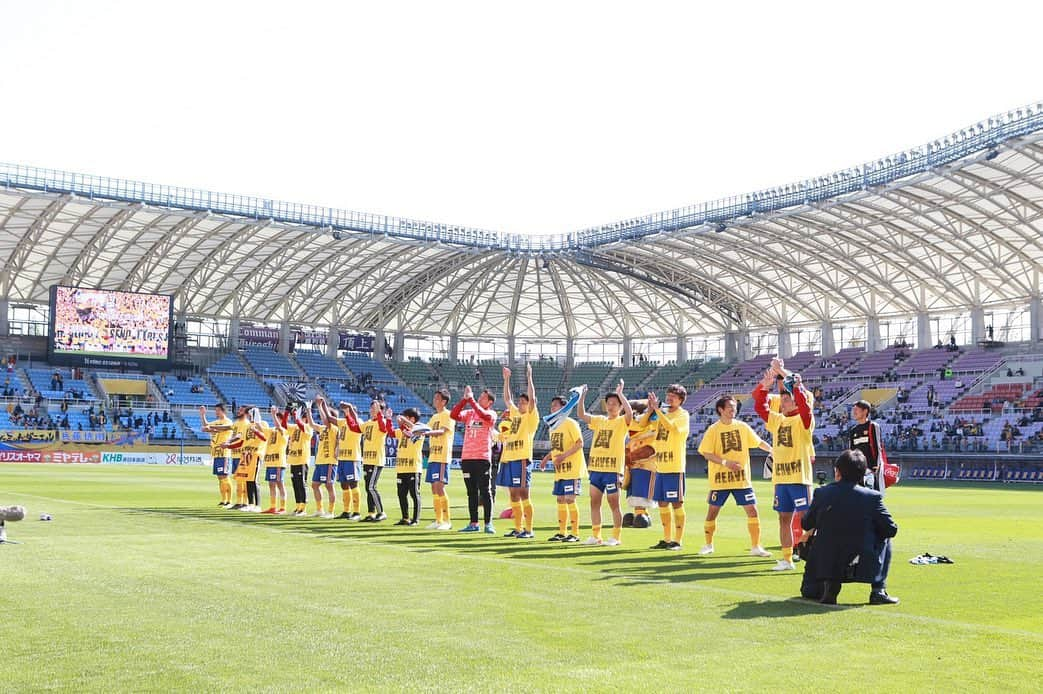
left=2, top=103, right=1043, bottom=341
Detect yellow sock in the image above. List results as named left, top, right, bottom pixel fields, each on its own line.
left=783, top=546, right=793, bottom=562
left=592, top=524, right=602, bottom=540
left=351, top=488, right=360, bottom=513
left=522, top=499, right=534, bottom=532
left=326, top=498, right=335, bottom=514
left=747, top=517, right=761, bottom=547
left=612, top=525, right=622, bottom=541
left=315, top=496, right=324, bottom=514
left=442, top=493, right=450, bottom=522
left=704, top=520, right=717, bottom=546
left=342, top=490, right=352, bottom=514
left=219, top=478, right=231, bottom=503
left=567, top=502, right=579, bottom=536
left=277, top=495, right=285, bottom=512
left=660, top=508, right=673, bottom=542
left=674, top=506, right=686, bottom=544
left=511, top=502, right=523, bottom=532
left=556, top=502, right=567, bottom=534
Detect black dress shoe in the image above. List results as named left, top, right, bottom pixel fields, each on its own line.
left=869, top=591, right=899, bottom=605
left=820, top=581, right=842, bottom=605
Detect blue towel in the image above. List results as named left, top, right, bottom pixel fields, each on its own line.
left=542, top=386, right=584, bottom=430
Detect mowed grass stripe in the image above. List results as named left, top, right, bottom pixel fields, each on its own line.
left=1, top=465, right=1041, bottom=692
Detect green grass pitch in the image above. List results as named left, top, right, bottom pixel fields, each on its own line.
left=2, top=465, right=1041, bottom=692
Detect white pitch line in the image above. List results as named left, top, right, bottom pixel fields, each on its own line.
left=6, top=490, right=1042, bottom=641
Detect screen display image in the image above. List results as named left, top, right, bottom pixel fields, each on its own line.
left=48, top=286, right=173, bottom=370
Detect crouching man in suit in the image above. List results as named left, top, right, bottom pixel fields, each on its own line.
left=799, top=449, right=899, bottom=605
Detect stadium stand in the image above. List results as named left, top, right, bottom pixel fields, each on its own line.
left=208, top=374, right=274, bottom=410
left=292, top=349, right=355, bottom=382
left=155, top=376, right=215, bottom=406
left=24, top=367, right=96, bottom=401
left=242, top=347, right=303, bottom=379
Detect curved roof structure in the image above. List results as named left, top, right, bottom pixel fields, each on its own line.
left=2, top=103, right=1043, bottom=340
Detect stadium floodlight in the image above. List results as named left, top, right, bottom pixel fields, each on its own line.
left=985, top=148, right=1000, bottom=161
left=715, top=223, right=727, bottom=233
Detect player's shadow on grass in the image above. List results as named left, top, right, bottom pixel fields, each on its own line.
left=722, top=598, right=862, bottom=619
left=124, top=508, right=793, bottom=584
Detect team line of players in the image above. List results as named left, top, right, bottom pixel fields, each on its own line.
left=200, top=359, right=829, bottom=569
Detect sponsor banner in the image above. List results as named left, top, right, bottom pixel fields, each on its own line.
left=0, top=449, right=101, bottom=463
left=60, top=430, right=108, bottom=444
left=101, top=451, right=211, bottom=466
left=0, top=429, right=58, bottom=443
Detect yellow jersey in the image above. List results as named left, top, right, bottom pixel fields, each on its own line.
left=234, top=420, right=270, bottom=480
left=765, top=409, right=815, bottom=485
left=395, top=430, right=423, bottom=474
left=285, top=421, right=313, bottom=466
left=698, top=420, right=762, bottom=490
left=315, top=421, right=338, bottom=465
left=587, top=414, right=630, bottom=474
left=769, top=392, right=817, bottom=464
left=651, top=406, right=690, bottom=474
left=207, top=415, right=233, bottom=459
left=548, top=418, right=585, bottom=480
left=230, top=418, right=251, bottom=459
left=501, top=404, right=539, bottom=462
left=361, top=419, right=389, bottom=467
left=336, top=417, right=363, bottom=462
left=241, top=421, right=270, bottom=458
left=426, top=410, right=455, bottom=464
left=264, top=424, right=288, bottom=469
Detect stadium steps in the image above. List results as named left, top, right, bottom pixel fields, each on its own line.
left=169, top=410, right=200, bottom=441
left=17, top=367, right=37, bottom=397
left=146, top=377, right=169, bottom=407
left=634, top=363, right=664, bottom=393
left=81, top=372, right=108, bottom=404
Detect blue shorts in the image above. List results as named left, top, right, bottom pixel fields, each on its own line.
left=773, top=483, right=812, bottom=513
left=588, top=471, right=621, bottom=494
left=652, top=472, right=685, bottom=503
left=337, top=460, right=361, bottom=484
left=312, top=464, right=335, bottom=484
left=552, top=478, right=581, bottom=497
left=212, top=457, right=228, bottom=476
left=230, top=458, right=241, bottom=474
left=627, top=468, right=655, bottom=499
left=708, top=488, right=757, bottom=507
left=425, top=462, right=450, bottom=484
left=496, top=460, right=532, bottom=488
left=265, top=467, right=285, bottom=483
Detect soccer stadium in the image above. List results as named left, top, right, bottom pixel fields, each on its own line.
left=3, top=7, right=1043, bottom=692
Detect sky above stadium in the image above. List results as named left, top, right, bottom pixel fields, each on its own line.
left=3, top=1, right=1041, bottom=236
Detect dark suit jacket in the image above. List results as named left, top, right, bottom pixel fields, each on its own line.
left=801, top=480, right=898, bottom=583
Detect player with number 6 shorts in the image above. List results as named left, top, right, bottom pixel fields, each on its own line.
left=696, top=396, right=773, bottom=559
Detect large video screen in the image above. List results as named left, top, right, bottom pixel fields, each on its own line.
left=48, top=285, right=173, bottom=371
